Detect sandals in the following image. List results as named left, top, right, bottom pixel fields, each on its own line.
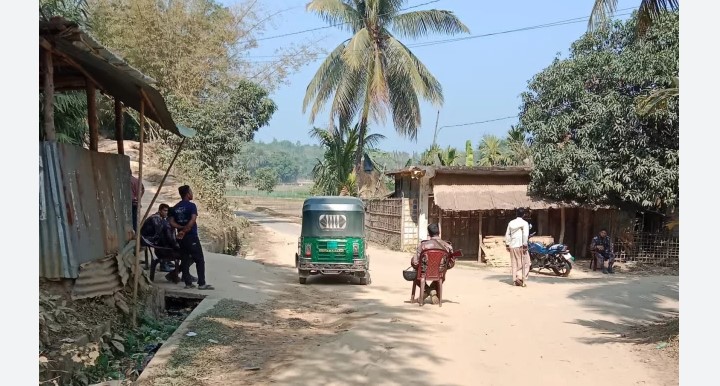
left=184, top=284, right=214, bottom=290
left=430, top=290, right=440, bottom=305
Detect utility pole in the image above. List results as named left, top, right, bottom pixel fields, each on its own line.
left=431, top=110, right=441, bottom=148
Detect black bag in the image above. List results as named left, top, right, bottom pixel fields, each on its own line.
left=402, top=266, right=417, bottom=281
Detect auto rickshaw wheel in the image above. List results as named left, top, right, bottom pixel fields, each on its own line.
left=298, top=277, right=307, bottom=284
left=358, top=272, right=371, bottom=285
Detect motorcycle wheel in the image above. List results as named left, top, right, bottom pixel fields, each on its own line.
left=552, top=260, right=572, bottom=277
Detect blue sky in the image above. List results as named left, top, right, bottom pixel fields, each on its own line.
left=221, top=0, right=636, bottom=152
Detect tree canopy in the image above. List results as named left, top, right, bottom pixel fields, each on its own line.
left=518, top=12, right=678, bottom=211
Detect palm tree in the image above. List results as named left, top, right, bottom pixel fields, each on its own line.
left=419, top=144, right=441, bottom=166
left=588, top=0, right=679, bottom=35
left=437, top=146, right=460, bottom=166
left=477, top=134, right=508, bottom=166
left=504, top=126, right=531, bottom=166
left=310, top=122, right=385, bottom=196
left=303, top=0, right=470, bottom=171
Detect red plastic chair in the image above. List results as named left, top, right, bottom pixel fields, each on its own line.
left=411, top=249, right=449, bottom=307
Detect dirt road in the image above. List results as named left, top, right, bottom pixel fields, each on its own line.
left=233, top=211, right=678, bottom=386
left=142, top=210, right=678, bottom=386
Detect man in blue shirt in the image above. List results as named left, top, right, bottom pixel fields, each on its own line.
left=590, top=229, right=615, bottom=274
left=169, top=185, right=214, bottom=290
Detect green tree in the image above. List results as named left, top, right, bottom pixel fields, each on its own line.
left=254, top=167, right=279, bottom=194
left=518, top=12, right=678, bottom=211
left=477, top=135, right=507, bottom=166
left=172, top=80, right=277, bottom=178
left=303, top=0, right=470, bottom=170
left=40, top=0, right=90, bottom=26
left=419, top=144, right=440, bottom=166
left=39, top=92, right=88, bottom=145
left=268, top=152, right=301, bottom=183
left=437, top=146, right=460, bottom=166
left=310, top=123, right=385, bottom=196
left=636, top=76, right=679, bottom=116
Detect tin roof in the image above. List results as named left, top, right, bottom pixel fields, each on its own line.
left=39, top=18, right=195, bottom=138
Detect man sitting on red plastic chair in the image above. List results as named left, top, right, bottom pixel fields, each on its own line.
left=411, top=223, right=455, bottom=305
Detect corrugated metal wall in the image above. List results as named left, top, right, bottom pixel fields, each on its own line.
left=39, top=142, right=134, bottom=279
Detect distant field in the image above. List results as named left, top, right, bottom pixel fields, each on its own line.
left=226, top=183, right=312, bottom=199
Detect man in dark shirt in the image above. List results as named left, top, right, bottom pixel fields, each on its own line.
left=140, top=203, right=178, bottom=273
left=590, top=229, right=615, bottom=274
left=411, top=223, right=455, bottom=305
left=169, top=185, right=214, bottom=290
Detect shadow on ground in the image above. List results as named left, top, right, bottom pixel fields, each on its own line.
left=144, top=256, right=455, bottom=386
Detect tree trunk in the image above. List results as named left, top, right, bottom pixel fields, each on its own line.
left=355, top=86, right=372, bottom=169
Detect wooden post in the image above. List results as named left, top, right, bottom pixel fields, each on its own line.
left=87, top=81, right=98, bottom=151
left=115, top=99, right=125, bottom=154
left=438, top=210, right=443, bottom=238
left=132, top=97, right=146, bottom=328
left=43, top=48, right=56, bottom=141
left=477, top=211, right=484, bottom=263
left=559, top=207, right=566, bottom=244
left=538, top=210, right=548, bottom=235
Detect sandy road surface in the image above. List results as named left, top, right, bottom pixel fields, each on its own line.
left=139, top=210, right=678, bottom=386
left=233, top=210, right=678, bottom=386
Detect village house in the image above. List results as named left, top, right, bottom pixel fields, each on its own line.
left=364, top=165, right=677, bottom=267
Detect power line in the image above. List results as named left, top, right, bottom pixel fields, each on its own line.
left=240, top=7, right=635, bottom=60
left=408, top=10, right=635, bottom=48
left=440, top=115, right=518, bottom=129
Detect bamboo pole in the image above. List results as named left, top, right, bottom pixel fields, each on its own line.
left=477, top=212, right=484, bottom=263
left=43, top=48, right=56, bottom=141
left=132, top=97, right=145, bottom=328
left=87, top=81, right=98, bottom=151
left=115, top=99, right=124, bottom=154
left=141, top=137, right=186, bottom=224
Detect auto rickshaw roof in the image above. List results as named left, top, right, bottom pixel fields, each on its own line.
left=302, top=196, right=365, bottom=212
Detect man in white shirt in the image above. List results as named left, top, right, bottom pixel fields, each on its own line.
left=505, top=208, right=531, bottom=287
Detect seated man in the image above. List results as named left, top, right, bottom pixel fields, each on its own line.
left=410, top=223, right=455, bottom=304
left=140, top=204, right=196, bottom=283
left=590, top=228, right=615, bottom=274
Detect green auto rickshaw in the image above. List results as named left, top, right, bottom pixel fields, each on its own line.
left=295, top=196, right=371, bottom=285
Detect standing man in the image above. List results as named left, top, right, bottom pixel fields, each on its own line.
left=505, top=208, right=531, bottom=287
left=590, top=229, right=615, bottom=274
left=130, top=172, right=145, bottom=233
left=169, top=185, right=214, bottom=290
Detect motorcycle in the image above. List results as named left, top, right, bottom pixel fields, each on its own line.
left=527, top=225, right=574, bottom=277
